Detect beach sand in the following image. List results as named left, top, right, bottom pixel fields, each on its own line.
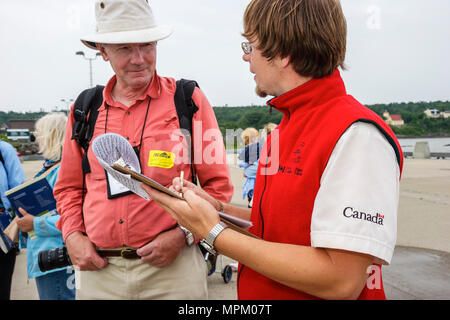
left=227, top=157, right=450, bottom=253
left=397, top=159, right=450, bottom=253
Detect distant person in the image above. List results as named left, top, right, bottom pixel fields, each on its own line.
left=16, top=113, right=75, bottom=300
left=238, top=127, right=259, bottom=206
left=143, top=0, right=404, bottom=300
left=53, top=0, right=233, bottom=299
left=239, top=127, right=260, bottom=166
left=244, top=123, right=278, bottom=177
left=0, top=140, right=26, bottom=300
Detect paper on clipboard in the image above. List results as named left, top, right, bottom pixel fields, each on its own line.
left=92, top=133, right=155, bottom=200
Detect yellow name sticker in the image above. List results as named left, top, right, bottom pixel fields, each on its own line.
left=148, top=150, right=175, bottom=169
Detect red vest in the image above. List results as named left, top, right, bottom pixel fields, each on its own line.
left=237, top=70, right=403, bottom=300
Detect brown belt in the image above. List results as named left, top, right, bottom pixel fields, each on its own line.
left=97, top=248, right=140, bottom=259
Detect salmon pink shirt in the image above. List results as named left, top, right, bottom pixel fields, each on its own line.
left=54, top=72, right=233, bottom=248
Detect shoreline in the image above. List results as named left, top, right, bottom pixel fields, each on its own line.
left=397, top=134, right=450, bottom=139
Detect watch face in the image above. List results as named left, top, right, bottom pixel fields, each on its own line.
left=180, top=226, right=194, bottom=246
left=186, top=234, right=194, bottom=246
left=200, top=240, right=216, bottom=255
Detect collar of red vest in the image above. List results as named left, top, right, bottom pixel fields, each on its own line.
left=267, top=69, right=347, bottom=114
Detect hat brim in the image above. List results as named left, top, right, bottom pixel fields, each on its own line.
left=80, top=25, right=173, bottom=50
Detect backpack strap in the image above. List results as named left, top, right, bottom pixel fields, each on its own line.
left=70, top=80, right=199, bottom=187
left=70, top=85, right=104, bottom=222
left=175, top=79, right=199, bottom=135
left=174, top=79, right=200, bottom=185
left=71, top=85, right=105, bottom=175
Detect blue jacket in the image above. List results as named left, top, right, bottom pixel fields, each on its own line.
left=20, top=163, right=68, bottom=278
left=238, top=143, right=260, bottom=201
left=0, top=141, right=25, bottom=252
left=238, top=162, right=258, bottom=200
left=0, top=141, right=26, bottom=212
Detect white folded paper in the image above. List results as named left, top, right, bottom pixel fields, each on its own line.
left=92, top=132, right=150, bottom=200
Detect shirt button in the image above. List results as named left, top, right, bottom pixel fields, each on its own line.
left=126, top=111, right=130, bottom=115
left=125, top=136, right=129, bottom=140
left=119, top=219, right=124, bottom=224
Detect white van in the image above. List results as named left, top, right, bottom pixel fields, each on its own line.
left=6, top=129, right=30, bottom=142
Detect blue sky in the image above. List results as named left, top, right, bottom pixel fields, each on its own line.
left=0, top=0, right=449, bottom=112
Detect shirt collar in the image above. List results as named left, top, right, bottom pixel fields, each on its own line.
left=102, top=70, right=162, bottom=107
left=267, top=69, right=347, bottom=114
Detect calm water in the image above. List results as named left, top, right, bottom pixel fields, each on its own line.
left=398, top=137, right=450, bottom=153
left=227, top=137, right=450, bottom=154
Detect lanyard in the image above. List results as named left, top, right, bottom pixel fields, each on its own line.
left=104, top=97, right=152, bottom=160
left=103, top=97, right=151, bottom=199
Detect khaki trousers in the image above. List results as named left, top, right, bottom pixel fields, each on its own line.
left=75, top=245, right=208, bottom=300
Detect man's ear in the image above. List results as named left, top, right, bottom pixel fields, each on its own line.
left=280, top=55, right=290, bottom=68
left=96, top=43, right=109, bottom=61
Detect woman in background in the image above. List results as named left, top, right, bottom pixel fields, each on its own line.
left=238, top=127, right=260, bottom=207
left=16, top=113, right=75, bottom=300
left=238, top=124, right=277, bottom=207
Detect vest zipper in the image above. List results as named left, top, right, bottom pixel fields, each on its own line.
left=237, top=104, right=287, bottom=294
left=237, top=140, right=274, bottom=292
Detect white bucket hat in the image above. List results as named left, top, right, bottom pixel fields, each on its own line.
left=80, top=0, right=173, bottom=50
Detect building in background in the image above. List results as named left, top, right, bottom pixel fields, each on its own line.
left=383, top=111, right=405, bottom=127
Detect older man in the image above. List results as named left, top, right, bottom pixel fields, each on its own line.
left=54, top=0, right=233, bottom=300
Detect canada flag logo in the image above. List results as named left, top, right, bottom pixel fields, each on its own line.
left=343, top=207, right=385, bottom=226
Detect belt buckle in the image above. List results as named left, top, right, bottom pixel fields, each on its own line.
left=120, top=248, right=135, bottom=259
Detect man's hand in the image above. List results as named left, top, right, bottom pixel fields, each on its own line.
left=16, top=208, right=34, bottom=233
left=136, top=227, right=186, bottom=268
left=65, top=231, right=108, bottom=271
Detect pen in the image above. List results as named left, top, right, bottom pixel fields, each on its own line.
left=179, top=171, right=184, bottom=197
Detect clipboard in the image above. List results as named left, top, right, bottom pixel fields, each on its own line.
left=112, top=163, right=184, bottom=200
left=112, top=163, right=259, bottom=239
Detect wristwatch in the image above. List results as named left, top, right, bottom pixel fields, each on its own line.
left=200, top=222, right=228, bottom=255
left=179, top=226, right=195, bottom=246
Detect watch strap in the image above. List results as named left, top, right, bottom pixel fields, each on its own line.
left=179, top=226, right=195, bottom=246
left=200, top=222, right=228, bottom=255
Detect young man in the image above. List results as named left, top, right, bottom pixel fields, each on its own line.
left=53, top=0, right=233, bottom=299
left=144, top=0, right=403, bottom=300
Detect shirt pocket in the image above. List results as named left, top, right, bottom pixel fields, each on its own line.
left=87, top=147, right=107, bottom=181
left=141, top=132, right=190, bottom=187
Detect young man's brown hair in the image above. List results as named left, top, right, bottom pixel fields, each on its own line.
left=243, top=0, right=347, bottom=79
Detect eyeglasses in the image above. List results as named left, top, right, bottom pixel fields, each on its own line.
left=241, top=41, right=254, bottom=55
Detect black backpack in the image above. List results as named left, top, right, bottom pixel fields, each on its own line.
left=71, top=79, right=200, bottom=186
